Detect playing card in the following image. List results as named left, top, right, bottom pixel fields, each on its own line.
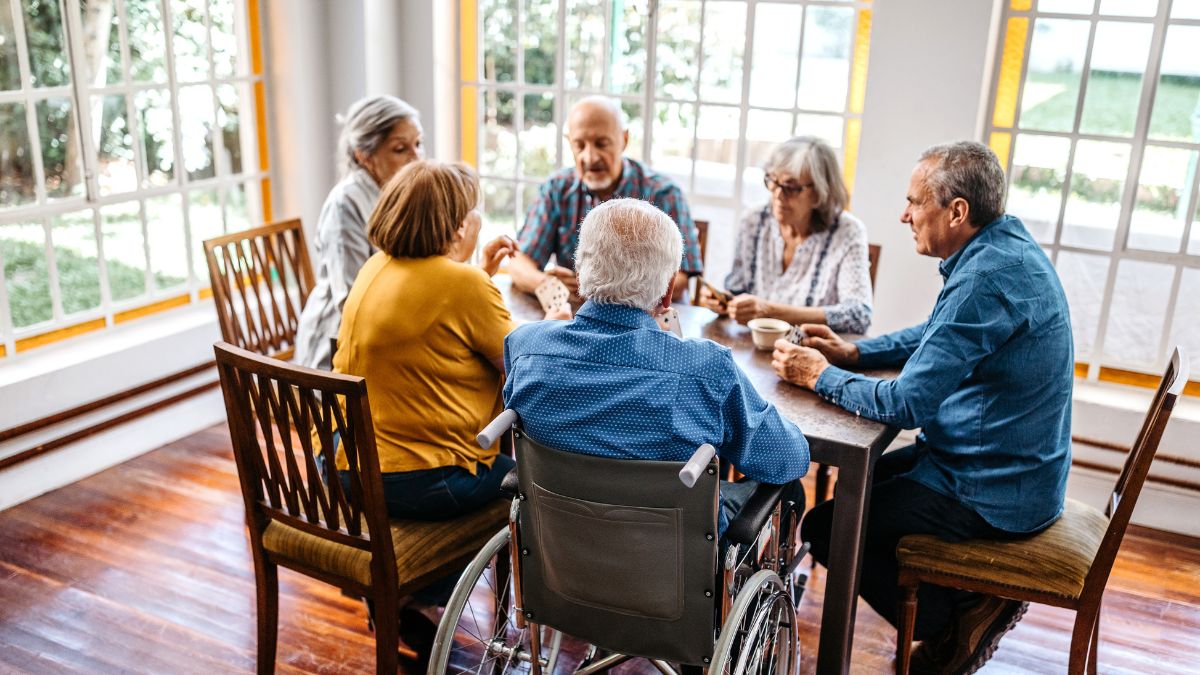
left=700, top=277, right=733, bottom=304
left=785, top=324, right=807, bottom=345
left=534, top=277, right=571, bottom=314
left=655, top=307, right=683, bottom=337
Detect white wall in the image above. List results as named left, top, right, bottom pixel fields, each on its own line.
left=853, top=0, right=1002, bottom=335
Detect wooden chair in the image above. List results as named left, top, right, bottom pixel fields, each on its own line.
left=894, top=347, right=1190, bottom=675
left=213, top=342, right=509, bottom=673
left=204, top=220, right=316, bottom=361
left=689, top=218, right=709, bottom=305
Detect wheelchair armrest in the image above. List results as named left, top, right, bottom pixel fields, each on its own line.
left=477, top=409, right=519, bottom=448
left=500, top=467, right=520, bottom=497
left=725, top=482, right=787, bottom=547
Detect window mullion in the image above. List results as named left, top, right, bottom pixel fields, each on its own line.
left=42, top=217, right=65, bottom=322
left=789, top=4, right=806, bottom=134
left=689, top=1, right=708, bottom=194
left=554, top=0, right=565, bottom=170
left=731, top=0, right=756, bottom=230
left=63, top=0, right=101, bottom=203
left=641, top=0, right=659, bottom=163
left=9, top=1, right=48, bottom=206
left=158, top=0, right=196, bottom=301
left=1088, top=0, right=1175, bottom=377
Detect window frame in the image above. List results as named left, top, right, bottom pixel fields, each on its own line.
left=984, top=0, right=1200, bottom=391
left=0, top=0, right=272, bottom=358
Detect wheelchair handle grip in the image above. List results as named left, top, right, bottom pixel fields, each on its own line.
left=477, top=409, right=519, bottom=449
left=679, top=443, right=717, bottom=487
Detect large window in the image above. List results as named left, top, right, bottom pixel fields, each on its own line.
left=459, top=0, right=872, bottom=282
left=987, top=0, right=1200, bottom=388
left=0, top=0, right=269, bottom=357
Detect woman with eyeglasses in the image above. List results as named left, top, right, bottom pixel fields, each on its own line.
left=698, top=135, right=873, bottom=333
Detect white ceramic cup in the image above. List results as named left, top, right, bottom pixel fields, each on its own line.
left=747, top=317, right=790, bottom=351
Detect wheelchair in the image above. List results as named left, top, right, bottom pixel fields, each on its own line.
left=428, top=410, right=808, bottom=675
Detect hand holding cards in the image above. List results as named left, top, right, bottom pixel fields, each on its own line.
left=785, top=324, right=807, bottom=345
left=699, top=277, right=733, bottom=305
left=534, top=276, right=572, bottom=315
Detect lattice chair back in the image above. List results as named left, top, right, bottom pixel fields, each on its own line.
left=204, top=220, right=316, bottom=360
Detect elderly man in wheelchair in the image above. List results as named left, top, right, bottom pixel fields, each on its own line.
left=429, top=199, right=813, bottom=675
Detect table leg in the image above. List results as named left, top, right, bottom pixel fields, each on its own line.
left=813, top=432, right=895, bottom=675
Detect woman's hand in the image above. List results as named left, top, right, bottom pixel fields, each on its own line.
left=728, top=294, right=769, bottom=325
left=479, top=234, right=516, bottom=277
left=799, top=324, right=860, bottom=367
left=698, top=285, right=729, bottom=315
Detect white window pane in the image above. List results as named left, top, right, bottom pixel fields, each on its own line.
left=749, top=3, right=802, bottom=109
left=1062, top=139, right=1129, bottom=251
left=209, top=0, right=242, bottom=79
left=1102, top=259, right=1174, bottom=366
left=1128, top=146, right=1195, bottom=253
left=656, top=0, right=702, bottom=101
left=79, top=0, right=123, bottom=86
left=145, top=193, right=187, bottom=290
left=482, top=179, right=517, bottom=241
left=481, top=88, right=517, bottom=177
left=127, top=0, right=168, bottom=83
left=22, top=0, right=71, bottom=88
left=794, top=114, right=844, bottom=154
left=0, top=0, right=20, bottom=91
left=100, top=200, right=148, bottom=303
left=610, top=1, right=649, bottom=95
left=1168, top=268, right=1200, bottom=361
left=0, top=102, right=36, bottom=207
left=1038, top=0, right=1096, bottom=13
left=620, top=100, right=644, bottom=162
left=51, top=210, right=102, bottom=317
left=92, top=94, right=137, bottom=196
left=217, top=83, right=246, bottom=175
left=1, top=221, right=53, bottom=327
left=699, top=1, right=746, bottom=105
left=1173, top=0, right=1200, bottom=19
left=481, top=0, right=516, bottom=82
left=565, top=0, right=606, bottom=90
left=223, top=183, right=251, bottom=236
left=1079, top=22, right=1152, bottom=138
left=796, top=5, right=854, bottom=113
left=692, top=203, right=735, bottom=284
left=1055, top=250, right=1109, bottom=358
left=694, top=106, right=739, bottom=198
left=188, top=187, right=220, bottom=282
left=1008, top=134, right=1071, bottom=244
left=178, top=85, right=215, bottom=181
left=742, top=109, right=793, bottom=203
left=1098, top=0, right=1155, bottom=17
left=520, top=92, right=556, bottom=180
left=135, top=88, right=175, bottom=187
left=651, top=101, right=695, bottom=189
left=522, top=0, right=557, bottom=86
left=36, top=97, right=85, bottom=200
left=1147, top=25, right=1200, bottom=143
left=1191, top=193, right=1200, bottom=255
left=1019, top=19, right=1090, bottom=133
left=171, top=0, right=209, bottom=82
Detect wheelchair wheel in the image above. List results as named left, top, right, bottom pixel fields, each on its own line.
left=711, top=569, right=799, bottom=675
left=428, top=527, right=562, bottom=675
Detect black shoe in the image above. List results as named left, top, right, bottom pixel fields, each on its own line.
left=398, top=606, right=438, bottom=669
left=943, top=596, right=1028, bottom=674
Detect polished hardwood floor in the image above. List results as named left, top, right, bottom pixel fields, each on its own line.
left=1, top=424, right=1198, bottom=674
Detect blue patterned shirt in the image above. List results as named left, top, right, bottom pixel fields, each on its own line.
left=504, top=301, right=810, bottom=533
left=814, top=215, right=1073, bottom=533
left=518, top=157, right=704, bottom=274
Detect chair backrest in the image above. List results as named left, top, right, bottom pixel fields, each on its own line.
left=213, top=341, right=396, bottom=589
left=204, top=220, right=316, bottom=361
left=868, top=242, right=881, bottom=291
left=1082, top=347, right=1189, bottom=606
left=690, top=218, right=710, bottom=305
left=513, top=431, right=720, bottom=666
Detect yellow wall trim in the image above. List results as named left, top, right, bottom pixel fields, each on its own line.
left=16, top=318, right=108, bottom=353
left=848, top=9, right=872, bottom=115
left=114, top=294, right=193, bottom=324
left=992, top=16, right=1029, bottom=129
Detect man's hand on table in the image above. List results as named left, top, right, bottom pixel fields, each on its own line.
left=544, top=265, right=579, bottom=294
left=798, top=324, right=860, bottom=367
left=772, top=339, right=830, bottom=389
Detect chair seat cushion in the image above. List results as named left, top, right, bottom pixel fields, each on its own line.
left=896, top=498, right=1108, bottom=602
left=261, top=498, right=510, bottom=590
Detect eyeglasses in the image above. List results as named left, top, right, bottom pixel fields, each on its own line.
left=763, top=175, right=815, bottom=196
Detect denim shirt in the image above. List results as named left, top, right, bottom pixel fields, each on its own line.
left=504, top=301, right=810, bottom=533
left=814, top=215, right=1074, bottom=533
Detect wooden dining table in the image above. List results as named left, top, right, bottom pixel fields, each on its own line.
left=497, top=276, right=900, bottom=675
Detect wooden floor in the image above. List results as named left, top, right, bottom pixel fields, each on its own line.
left=1, top=425, right=1199, bottom=674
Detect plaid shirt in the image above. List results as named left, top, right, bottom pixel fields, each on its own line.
left=518, top=157, right=704, bottom=274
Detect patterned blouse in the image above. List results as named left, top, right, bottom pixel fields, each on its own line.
left=724, top=206, right=873, bottom=333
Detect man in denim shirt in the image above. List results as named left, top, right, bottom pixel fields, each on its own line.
left=505, top=199, right=810, bottom=537
left=772, top=142, right=1073, bottom=674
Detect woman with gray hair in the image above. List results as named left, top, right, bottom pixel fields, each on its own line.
left=294, top=95, right=424, bottom=370
left=699, top=135, right=873, bottom=333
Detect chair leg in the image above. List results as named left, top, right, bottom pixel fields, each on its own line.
left=1088, top=608, right=1100, bottom=675
left=253, top=555, right=279, bottom=675
left=1068, top=608, right=1099, bottom=675
left=895, top=579, right=919, bottom=675
left=815, top=464, right=832, bottom=503
left=373, top=589, right=399, bottom=674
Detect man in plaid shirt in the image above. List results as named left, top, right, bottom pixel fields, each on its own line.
left=508, top=96, right=703, bottom=299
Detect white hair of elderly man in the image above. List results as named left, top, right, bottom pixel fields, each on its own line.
left=575, top=198, right=683, bottom=312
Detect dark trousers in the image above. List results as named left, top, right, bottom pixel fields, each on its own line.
left=800, top=444, right=1020, bottom=640
left=339, top=454, right=516, bottom=605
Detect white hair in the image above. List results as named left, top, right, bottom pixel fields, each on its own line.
left=337, top=95, right=420, bottom=177
left=575, top=199, right=682, bottom=311
left=568, top=95, right=627, bottom=131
